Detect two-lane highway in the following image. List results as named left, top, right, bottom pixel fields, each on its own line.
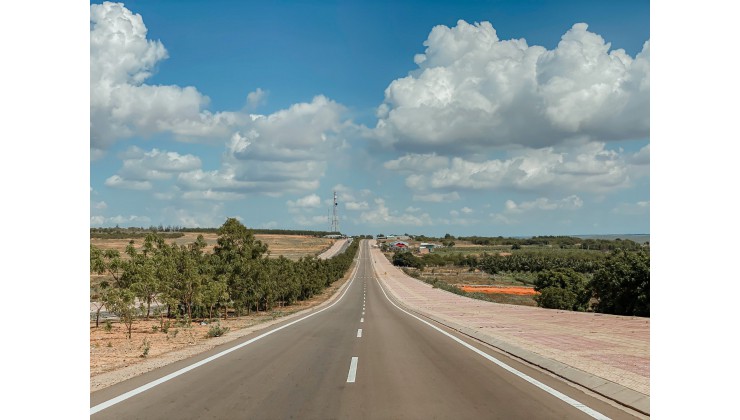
left=91, top=240, right=642, bottom=419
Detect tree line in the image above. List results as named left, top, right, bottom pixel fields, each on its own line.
left=392, top=248, right=649, bottom=317
left=90, top=218, right=359, bottom=337
left=91, top=226, right=344, bottom=239
left=395, top=250, right=607, bottom=273
left=459, top=235, right=646, bottom=251
left=409, top=233, right=646, bottom=251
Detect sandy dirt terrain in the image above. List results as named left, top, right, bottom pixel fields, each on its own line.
left=90, top=233, right=339, bottom=391
left=90, top=264, right=353, bottom=392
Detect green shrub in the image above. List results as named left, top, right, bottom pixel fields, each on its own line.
left=393, top=251, right=424, bottom=269
left=533, top=268, right=591, bottom=311
left=206, top=324, right=229, bottom=338
left=206, top=323, right=230, bottom=338
left=535, top=287, right=578, bottom=310
left=140, top=338, right=150, bottom=358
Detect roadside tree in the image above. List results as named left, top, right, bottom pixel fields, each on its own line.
left=393, top=251, right=424, bottom=269
left=590, top=250, right=649, bottom=316
left=104, top=287, right=138, bottom=339
left=90, top=245, right=125, bottom=286
left=89, top=280, right=111, bottom=328
left=533, top=268, right=591, bottom=311
left=122, top=239, right=160, bottom=319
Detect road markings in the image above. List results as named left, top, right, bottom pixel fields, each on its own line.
left=91, top=248, right=364, bottom=415
left=347, top=357, right=359, bottom=383
left=357, top=329, right=363, bottom=338
left=361, top=317, right=364, bottom=323
left=373, top=270, right=611, bottom=420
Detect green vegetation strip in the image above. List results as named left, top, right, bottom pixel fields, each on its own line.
left=391, top=242, right=649, bottom=316
left=91, top=219, right=359, bottom=336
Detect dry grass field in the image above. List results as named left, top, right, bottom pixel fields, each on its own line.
left=257, top=234, right=335, bottom=260
left=90, top=233, right=335, bottom=261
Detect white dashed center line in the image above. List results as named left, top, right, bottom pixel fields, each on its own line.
left=347, top=357, right=359, bottom=383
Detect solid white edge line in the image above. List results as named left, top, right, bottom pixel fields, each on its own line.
left=91, top=243, right=364, bottom=416
left=347, top=357, right=359, bottom=383
left=372, top=256, right=611, bottom=420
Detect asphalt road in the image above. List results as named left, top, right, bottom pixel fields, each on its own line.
left=91, top=240, right=641, bottom=419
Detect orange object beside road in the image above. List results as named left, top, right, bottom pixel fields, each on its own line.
left=459, top=286, right=538, bottom=295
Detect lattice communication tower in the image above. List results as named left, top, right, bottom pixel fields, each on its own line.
left=329, top=191, right=339, bottom=233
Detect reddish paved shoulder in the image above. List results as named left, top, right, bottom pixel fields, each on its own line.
left=369, top=242, right=649, bottom=397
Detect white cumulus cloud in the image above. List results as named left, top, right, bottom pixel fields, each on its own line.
left=182, top=190, right=246, bottom=201
left=287, top=194, right=323, bottom=210
left=611, top=200, right=650, bottom=215
left=104, top=175, right=152, bottom=190
left=360, top=199, right=433, bottom=227
left=374, top=20, right=649, bottom=153
left=177, top=166, right=319, bottom=196
left=390, top=142, right=644, bottom=195
left=504, top=195, right=584, bottom=214
left=91, top=3, right=349, bottom=200
left=246, top=88, right=268, bottom=109
left=384, top=153, right=450, bottom=173
left=90, top=2, right=245, bottom=154
left=294, top=215, right=330, bottom=227
left=91, top=214, right=152, bottom=226
left=412, top=191, right=461, bottom=202
left=114, top=147, right=202, bottom=182
left=345, top=201, right=369, bottom=211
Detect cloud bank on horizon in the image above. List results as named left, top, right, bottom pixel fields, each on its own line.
left=90, top=2, right=649, bottom=235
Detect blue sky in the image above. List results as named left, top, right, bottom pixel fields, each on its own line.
left=90, top=0, right=650, bottom=236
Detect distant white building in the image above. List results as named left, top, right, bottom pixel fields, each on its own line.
left=419, top=242, right=437, bottom=253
